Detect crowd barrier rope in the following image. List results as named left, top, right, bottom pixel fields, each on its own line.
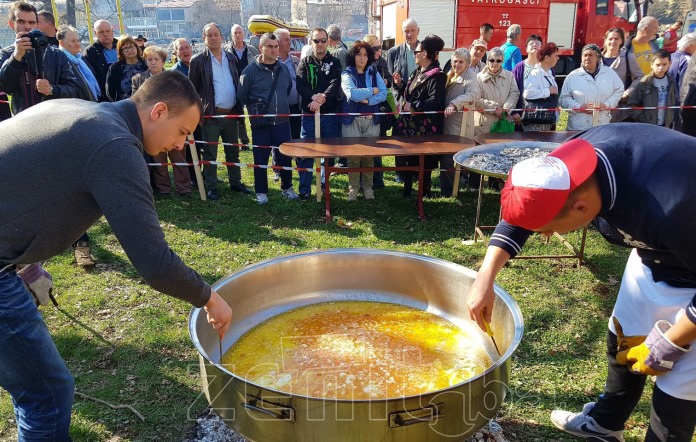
left=1, top=97, right=692, bottom=202
left=205, top=105, right=696, bottom=120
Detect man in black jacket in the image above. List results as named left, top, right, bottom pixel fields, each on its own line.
left=189, top=23, right=250, bottom=200
left=37, top=10, right=58, bottom=47
left=295, top=27, right=342, bottom=200
left=84, top=19, right=118, bottom=101
left=0, top=1, right=78, bottom=115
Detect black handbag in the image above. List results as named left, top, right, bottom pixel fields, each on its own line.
left=248, top=68, right=280, bottom=129
left=522, top=76, right=558, bottom=125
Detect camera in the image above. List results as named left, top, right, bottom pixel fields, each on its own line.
left=27, top=29, right=49, bottom=50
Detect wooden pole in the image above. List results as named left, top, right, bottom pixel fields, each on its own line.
left=50, top=0, right=59, bottom=25
left=592, top=104, right=600, bottom=127
left=116, top=0, right=124, bottom=35
left=188, top=136, right=206, bottom=201
left=85, top=0, right=93, bottom=44
left=315, top=111, right=322, bottom=202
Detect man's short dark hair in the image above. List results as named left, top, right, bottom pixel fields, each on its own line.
left=652, top=49, right=671, bottom=62
left=37, top=10, right=55, bottom=25
left=131, top=71, right=203, bottom=121
left=480, top=23, right=494, bottom=33
left=312, top=28, right=328, bottom=39
left=345, top=41, right=375, bottom=69
left=526, top=34, right=543, bottom=45
left=8, top=1, right=38, bottom=22
left=327, top=24, right=341, bottom=41
left=203, top=23, right=221, bottom=36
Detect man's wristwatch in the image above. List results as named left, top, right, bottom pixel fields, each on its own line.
left=48, top=85, right=53, bottom=96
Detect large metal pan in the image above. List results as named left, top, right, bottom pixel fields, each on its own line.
left=189, top=249, right=524, bottom=442
left=453, top=141, right=559, bottom=179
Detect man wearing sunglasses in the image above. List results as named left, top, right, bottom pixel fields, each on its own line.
left=295, top=27, right=342, bottom=200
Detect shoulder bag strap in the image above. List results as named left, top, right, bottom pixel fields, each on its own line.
left=261, top=66, right=281, bottom=113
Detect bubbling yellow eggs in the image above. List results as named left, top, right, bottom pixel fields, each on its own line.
left=223, top=301, right=494, bottom=400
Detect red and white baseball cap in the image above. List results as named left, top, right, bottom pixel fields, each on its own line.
left=500, top=139, right=598, bottom=230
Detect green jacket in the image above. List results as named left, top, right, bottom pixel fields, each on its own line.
left=627, top=72, right=677, bottom=128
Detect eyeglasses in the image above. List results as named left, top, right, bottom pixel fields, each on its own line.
left=488, top=59, right=503, bottom=63
left=122, top=46, right=137, bottom=51
left=312, top=38, right=327, bottom=44
left=414, top=50, right=424, bottom=55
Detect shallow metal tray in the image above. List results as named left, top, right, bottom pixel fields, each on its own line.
left=453, top=141, right=560, bottom=179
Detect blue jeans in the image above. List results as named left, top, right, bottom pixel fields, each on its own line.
left=251, top=122, right=293, bottom=194
left=298, top=115, right=340, bottom=195
left=0, top=270, right=74, bottom=441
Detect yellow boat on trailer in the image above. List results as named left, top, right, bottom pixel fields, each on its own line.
left=247, top=15, right=310, bottom=38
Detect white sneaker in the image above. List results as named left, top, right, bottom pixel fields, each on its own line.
left=282, top=188, right=299, bottom=200
left=550, top=402, right=625, bottom=442
left=255, top=193, right=268, bottom=204
left=347, top=189, right=358, bottom=201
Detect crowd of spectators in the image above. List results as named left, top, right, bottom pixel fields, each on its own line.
left=2, top=1, right=696, bottom=209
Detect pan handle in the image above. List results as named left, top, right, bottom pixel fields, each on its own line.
left=242, top=395, right=295, bottom=422
left=389, top=403, right=445, bottom=427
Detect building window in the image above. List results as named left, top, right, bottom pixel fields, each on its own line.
left=171, top=9, right=185, bottom=20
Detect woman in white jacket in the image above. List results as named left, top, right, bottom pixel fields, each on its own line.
left=560, top=44, right=624, bottom=130
left=522, top=42, right=560, bottom=131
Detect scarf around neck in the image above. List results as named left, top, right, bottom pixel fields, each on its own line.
left=60, top=47, right=101, bottom=100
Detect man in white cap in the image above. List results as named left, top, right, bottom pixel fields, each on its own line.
left=468, top=38, right=488, bottom=75
left=467, top=123, right=696, bottom=441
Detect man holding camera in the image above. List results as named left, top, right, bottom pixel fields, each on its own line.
left=0, top=1, right=78, bottom=114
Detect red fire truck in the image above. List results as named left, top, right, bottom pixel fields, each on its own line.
left=376, top=0, right=649, bottom=76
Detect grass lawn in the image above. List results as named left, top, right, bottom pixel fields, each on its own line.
left=0, top=116, right=656, bottom=441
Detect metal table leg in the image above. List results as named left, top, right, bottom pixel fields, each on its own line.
left=417, top=154, right=425, bottom=220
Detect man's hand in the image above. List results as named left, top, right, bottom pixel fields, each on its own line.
left=467, top=274, right=497, bottom=331
left=17, top=263, right=54, bottom=306
left=392, top=72, right=402, bottom=85
left=372, top=87, right=380, bottom=95
left=467, top=246, right=511, bottom=331
left=616, top=320, right=690, bottom=376
left=493, top=107, right=503, bottom=118
left=204, top=289, right=232, bottom=337
left=36, top=79, right=52, bottom=96
left=311, top=93, right=326, bottom=105
left=308, top=100, right=322, bottom=113
left=444, top=104, right=456, bottom=117
left=548, top=85, right=558, bottom=95
left=13, top=32, right=33, bottom=62
left=511, top=113, right=521, bottom=124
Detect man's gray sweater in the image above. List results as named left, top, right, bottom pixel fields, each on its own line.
left=0, top=99, right=210, bottom=307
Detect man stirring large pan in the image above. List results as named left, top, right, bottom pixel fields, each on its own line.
left=467, top=122, right=696, bottom=442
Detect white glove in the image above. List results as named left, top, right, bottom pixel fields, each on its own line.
left=17, top=263, right=55, bottom=306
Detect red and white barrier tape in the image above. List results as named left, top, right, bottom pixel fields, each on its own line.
left=207, top=105, right=696, bottom=119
